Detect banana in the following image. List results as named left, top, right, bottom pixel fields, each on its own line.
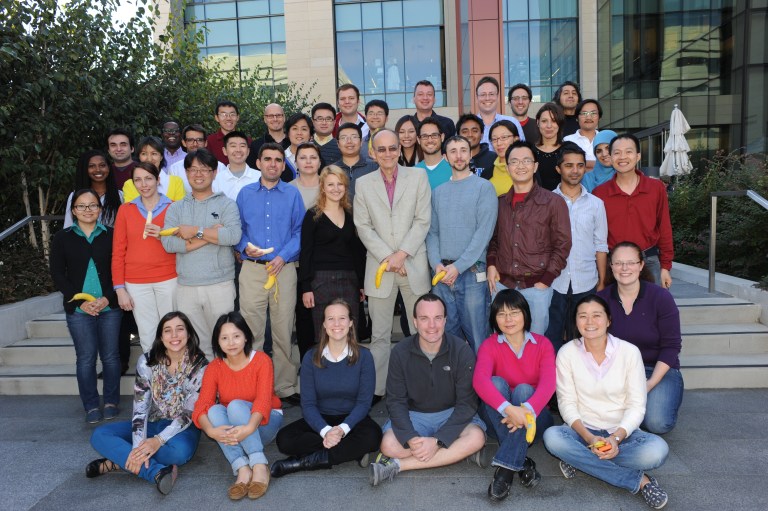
left=69, top=292, right=97, bottom=302
left=246, top=242, right=274, bottom=254
left=525, top=413, right=536, bottom=444
left=142, top=210, right=153, bottom=239
left=374, top=262, right=388, bottom=288
left=264, top=275, right=277, bottom=290
left=159, top=227, right=179, bottom=236
left=431, top=270, right=447, bottom=286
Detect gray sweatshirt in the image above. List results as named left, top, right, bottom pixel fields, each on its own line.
left=161, top=192, right=242, bottom=286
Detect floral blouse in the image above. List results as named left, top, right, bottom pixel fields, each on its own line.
left=131, top=350, right=208, bottom=448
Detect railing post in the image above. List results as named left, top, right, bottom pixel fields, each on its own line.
left=708, top=194, right=718, bottom=293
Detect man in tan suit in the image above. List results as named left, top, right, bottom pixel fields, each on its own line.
left=354, top=129, right=432, bottom=399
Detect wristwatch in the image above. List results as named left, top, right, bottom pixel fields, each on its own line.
left=614, top=436, right=621, bottom=444
left=195, top=227, right=204, bottom=240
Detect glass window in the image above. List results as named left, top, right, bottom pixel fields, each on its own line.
left=239, top=18, right=271, bottom=44
left=270, top=0, right=284, bottom=15
left=205, top=2, right=237, bottom=20
left=206, top=20, right=238, bottom=47
left=335, top=1, right=446, bottom=106
left=238, top=0, right=269, bottom=17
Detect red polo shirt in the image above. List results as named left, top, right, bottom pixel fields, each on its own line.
left=592, top=170, right=674, bottom=270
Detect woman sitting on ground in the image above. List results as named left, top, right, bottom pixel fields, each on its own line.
left=192, top=312, right=283, bottom=501
left=597, top=241, right=683, bottom=434
left=543, top=294, right=670, bottom=510
left=87, top=311, right=208, bottom=495
left=472, top=289, right=555, bottom=502
left=271, top=299, right=381, bottom=477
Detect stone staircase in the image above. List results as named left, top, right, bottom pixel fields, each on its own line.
left=1, top=296, right=767, bottom=394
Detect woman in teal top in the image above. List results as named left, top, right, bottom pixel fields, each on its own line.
left=51, top=189, right=123, bottom=424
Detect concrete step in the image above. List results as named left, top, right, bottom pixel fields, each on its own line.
left=675, top=298, right=761, bottom=325
left=26, top=313, right=68, bottom=338
left=680, top=354, right=768, bottom=388
left=681, top=323, right=768, bottom=356
left=0, top=364, right=136, bottom=395
left=0, top=338, right=144, bottom=366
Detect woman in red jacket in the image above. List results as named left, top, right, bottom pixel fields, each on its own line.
left=112, top=162, right=177, bottom=352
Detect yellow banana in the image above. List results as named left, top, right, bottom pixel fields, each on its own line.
left=247, top=242, right=274, bottom=254
left=69, top=292, right=97, bottom=302
left=159, top=227, right=179, bottom=236
left=431, top=270, right=447, bottom=287
left=525, top=413, right=536, bottom=444
left=264, top=275, right=277, bottom=290
left=374, top=262, right=388, bottom=288
left=142, top=210, right=153, bottom=239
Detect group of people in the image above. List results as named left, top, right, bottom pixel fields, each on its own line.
left=50, top=76, right=681, bottom=508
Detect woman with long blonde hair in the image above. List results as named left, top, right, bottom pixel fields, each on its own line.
left=271, top=299, right=381, bottom=477
left=298, top=166, right=365, bottom=360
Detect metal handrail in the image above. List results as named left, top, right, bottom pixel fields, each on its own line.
left=709, top=190, right=768, bottom=292
left=0, top=215, right=64, bottom=243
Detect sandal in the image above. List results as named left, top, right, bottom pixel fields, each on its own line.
left=227, top=481, right=248, bottom=500
left=85, top=458, right=119, bottom=478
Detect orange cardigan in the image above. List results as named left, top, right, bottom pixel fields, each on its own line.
left=112, top=202, right=176, bottom=286
left=192, top=352, right=282, bottom=427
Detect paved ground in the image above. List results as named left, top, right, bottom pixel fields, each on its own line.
left=2, top=388, right=767, bottom=511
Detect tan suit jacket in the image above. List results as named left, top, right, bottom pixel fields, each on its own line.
left=353, top=165, right=432, bottom=298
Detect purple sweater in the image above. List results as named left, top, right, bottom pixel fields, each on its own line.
left=598, top=281, right=681, bottom=369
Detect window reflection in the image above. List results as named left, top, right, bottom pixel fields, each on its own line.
left=335, top=0, right=446, bottom=106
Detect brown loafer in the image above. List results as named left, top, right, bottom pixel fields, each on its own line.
left=227, top=481, right=248, bottom=500
left=247, top=473, right=270, bottom=499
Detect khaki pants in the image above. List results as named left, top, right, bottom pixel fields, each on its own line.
left=176, top=280, right=235, bottom=360
left=367, top=274, right=420, bottom=396
left=125, top=278, right=178, bottom=352
left=240, top=260, right=298, bottom=398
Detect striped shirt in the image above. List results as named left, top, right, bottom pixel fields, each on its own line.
left=551, top=184, right=608, bottom=294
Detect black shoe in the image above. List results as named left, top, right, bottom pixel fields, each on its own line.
left=488, top=466, right=515, bottom=501
left=281, top=393, right=301, bottom=407
left=155, top=465, right=178, bottom=495
left=519, top=457, right=541, bottom=488
left=85, top=458, right=119, bottom=478
left=270, top=450, right=331, bottom=478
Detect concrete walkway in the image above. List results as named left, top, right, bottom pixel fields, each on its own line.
left=2, top=388, right=767, bottom=511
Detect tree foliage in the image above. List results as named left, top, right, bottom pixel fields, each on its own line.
left=0, top=0, right=315, bottom=230
left=669, top=153, right=768, bottom=287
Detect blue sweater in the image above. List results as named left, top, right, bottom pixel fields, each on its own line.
left=300, top=347, right=375, bottom=433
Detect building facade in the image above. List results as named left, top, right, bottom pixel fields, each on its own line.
left=161, top=0, right=767, bottom=159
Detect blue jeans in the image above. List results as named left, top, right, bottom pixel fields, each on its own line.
left=382, top=408, right=487, bottom=437
left=644, top=255, right=662, bottom=286
left=483, top=379, right=553, bottom=471
left=66, top=308, right=122, bottom=412
left=433, top=263, right=490, bottom=352
left=543, top=425, right=669, bottom=493
left=90, top=419, right=201, bottom=482
left=545, top=286, right=596, bottom=352
left=643, top=366, right=684, bottom=434
left=207, top=400, right=283, bottom=474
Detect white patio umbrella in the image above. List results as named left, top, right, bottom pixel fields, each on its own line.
left=659, top=104, right=694, bottom=177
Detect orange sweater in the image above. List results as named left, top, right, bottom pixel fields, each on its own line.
left=112, top=203, right=176, bottom=286
left=192, top=352, right=282, bottom=427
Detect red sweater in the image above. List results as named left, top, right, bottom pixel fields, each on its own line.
left=112, top=203, right=176, bottom=286
left=472, top=332, right=556, bottom=416
left=192, top=352, right=282, bottom=427
left=592, top=170, right=674, bottom=270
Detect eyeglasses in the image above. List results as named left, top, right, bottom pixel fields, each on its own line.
left=496, top=310, right=523, bottom=320
left=610, top=260, right=641, bottom=268
left=74, top=203, right=101, bottom=212
left=217, top=112, right=238, bottom=119
left=508, top=158, right=535, bottom=167
left=186, top=166, right=214, bottom=175
left=184, top=137, right=205, bottom=144
left=338, top=135, right=360, bottom=142
left=264, top=113, right=284, bottom=120
left=313, top=116, right=334, bottom=123
left=510, top=95, right=530, bottom=102
left=579, top=110, right=599, bottom=118
left=491, top=134, right=515, bottom=144
left=375, top=145, right=399, bottom=154
left=162, top=128, right=180, bottom=134
left=418, top=133, right=441, bottom=141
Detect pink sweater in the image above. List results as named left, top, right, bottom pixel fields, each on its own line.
left=472, top=332, right=556, bottom=416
